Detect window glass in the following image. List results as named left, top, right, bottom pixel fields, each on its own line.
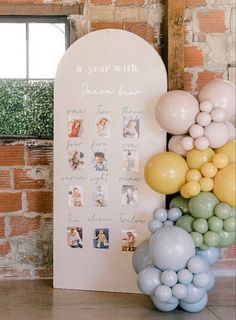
left=29, top=23, right=65, bottom=79
left=0, top=23, right=26, bottom=78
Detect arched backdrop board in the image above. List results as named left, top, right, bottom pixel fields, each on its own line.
left=54, top=29, right=167, bottom=293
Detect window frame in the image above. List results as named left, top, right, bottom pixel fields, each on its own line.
left=0, top=15, right=70, bottom=81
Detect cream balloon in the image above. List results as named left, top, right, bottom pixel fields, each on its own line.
left=155, top=90, right=199, bottom=134
left=198, top=79, right=236, bottom=122
left=168, top=135, right=188, bottom=157
left=204, top=122, right=229, bottom=148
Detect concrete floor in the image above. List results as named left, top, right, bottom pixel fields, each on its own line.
left=0, top=278, right=235, bottom=320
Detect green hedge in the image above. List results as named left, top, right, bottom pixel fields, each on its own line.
left=0, top=80, right=53, bottom=138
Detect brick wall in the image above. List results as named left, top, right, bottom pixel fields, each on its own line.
left=0, top=0, right=235, bottom=278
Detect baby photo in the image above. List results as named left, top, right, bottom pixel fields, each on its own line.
left=68, top=115, right=83, bottom=138
left=68, top=185, right=84, bottom=208
left=92, top=184, right=108, bottom=207
left=67, top=227, right=83, bottom=249
left=95, top=116, right=111, bottom=138
left=122, top=149, right=139, bottom=172
left=92, top=151, right=108, bottom=171
left=121, top=229, right=137, bottom=252
left=121, top=185, right=138, bottom=207
left=93, top=228, right=109, bottom=249
left=123, top=116, right=140, bottom=139
left=68, top=149, right=84, bottom=170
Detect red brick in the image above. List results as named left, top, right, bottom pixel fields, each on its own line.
left=9, top=216, right=41, bottom=237
left=14, top=168, right=46, bottom=190
left=186, top=0, right=206, bottom=7
left=0, top=217, right=5, bottom=239
left=213, top=259, right=236, bottom=271
left=116, top=0, right=144, bottom=5
left=90, top=0, right=112, bottom=4
left=124, top=21, right=156, bottom=45
left=0, top=144, right=25, bottom=166
left=91, top=21, right=122, bottom=31
left=0, top=170, right=11, bottom=189
left=0, top=242, right=11, bottom=257
left=184, top=72, right=193, bottom=92
left=0, top=192, right=22, bottom=213
left=26, top=191, right=53, bottom=213
left=196, top=71, right=223, bottom=92
left=224, top=244, right=236, bottom=259
left=198, top=10, right=225, bottom=33
left=26, top=144, right=53, bottom=166
left=184, top=46, right=204, bottom=67
left=34, top=266, right=53, bottom=278
left=0, top=267, right=31, bottom=279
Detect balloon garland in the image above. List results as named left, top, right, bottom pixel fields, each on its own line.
left=133, top=79, right=236, bottom=313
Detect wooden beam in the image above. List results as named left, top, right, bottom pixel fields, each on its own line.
left=164, top=0, right=185, bottom=91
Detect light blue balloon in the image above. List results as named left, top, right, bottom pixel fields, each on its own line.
left=151, top=296, right=178, bottom=312
left=172, top=283, right=188, bottom=299
left=187, top=256, right=209, bottom=274
left=168, top=296, right=179, bottom=304
left=181, top=283, right=206, bottom=304
left=163, top=220, right=174, bottom=227
left=148, top=219, right=163, bottom=233
left=205, top=269, right=215, bottom=291
left=155, top=285, right=172, bottom=302
left=132, top=239, right=153, bottom=273
left=161, top=270, right=178, bottom=287
left=196, top=247, right=220, bottom=265
left=167, top=207, right=182, bottom=222
left=193, top=272, right=210, bottom=288
left=180, top=293, right=208, bottom=313
left=177, top=269, right=193, bottom=284
left=137, top=266, right=161, bottom=295
left=153, top=208, right=168, bottom=222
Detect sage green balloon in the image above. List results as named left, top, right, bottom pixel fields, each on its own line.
left=229, top=207, right=236, bottom=217
left=170, top=196, right=190, bottom=214
left=203, top=231, right=220, bottom=247
left=176, top=215, right=195, bottom=232
left=199, top=243, right=209, bottom=251
left=191, top=232, right=204, bottom=247
left=218, top=230, right=236, bottom=247
left=193, top=218, right=208, bottom=234
left=223, top=217, right=236, bottom=232
left=214, top=203, right=231, bottom=220
left=189, top=192, right=219, bottom=219
left=208, top=216, right=223, bottom=232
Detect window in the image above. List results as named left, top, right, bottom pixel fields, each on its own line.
left=0, top=17, right=68, bottom=138
left=0, top=17, right=68, bottom=80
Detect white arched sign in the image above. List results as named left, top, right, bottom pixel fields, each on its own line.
left=54, top=29, right=167, bottom=293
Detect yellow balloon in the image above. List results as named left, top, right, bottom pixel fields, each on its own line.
left=201, top=163, right=218, bottom=178
left=212, top=153, right=229, bottom=169
left=186, top=148, right=215, bottom=170
left=215, top=141, right=236, bottom=163
left=186, top=169, right=202, bottom=182
left=144, top=152, right=189, bottom=194
left=184, top=181, right=201, bottom=196
left=213, top=162, right=236, bottom=207
left=180, top=185, right=191, bottom=199
left=199, top=177, right=214, bottom=191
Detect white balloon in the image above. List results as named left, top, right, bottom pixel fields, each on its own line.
left=189, top=124, right=204, bottom=138
left=150, top=226, right=195, bottom=271
left=198, top=79, right=236, bottom=122
left=196, top=112, right=212, bottom=127
left=199, top=100, right=214, bottom=113
left=204, top=122, right=229, bottom=148
left=226, top=121, right=236, bottom=141
left=211, top=108, right=226, bottom=122
left=194, top=136, right=210, bottom=150
left=181, top=136, right=194, bottom=151
left=168, top=135, right=188, bottom=157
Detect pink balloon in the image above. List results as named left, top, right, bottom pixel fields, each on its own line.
left=168, top=135, right=188, bottom=157
left=196, top=112, right=212, bottom=127
left=198, top=79, right=236, bottom=122
left=155, top=90, right=199, bottom=134
left=181, top=136, right=194, bottom=151
left=199, top=100, right=214, bottom=113
left=211, top=108, right=226, bottom=122
left=226, top=121, right=236, bottom=141
left=204, top=122, right=229, bottom=148
left=194, top=136, right=210, bottom=150
left=189, top=124, right=204, bottom=138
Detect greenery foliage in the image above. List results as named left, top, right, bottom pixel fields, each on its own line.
left=0, top=80, right=53, bottom=138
